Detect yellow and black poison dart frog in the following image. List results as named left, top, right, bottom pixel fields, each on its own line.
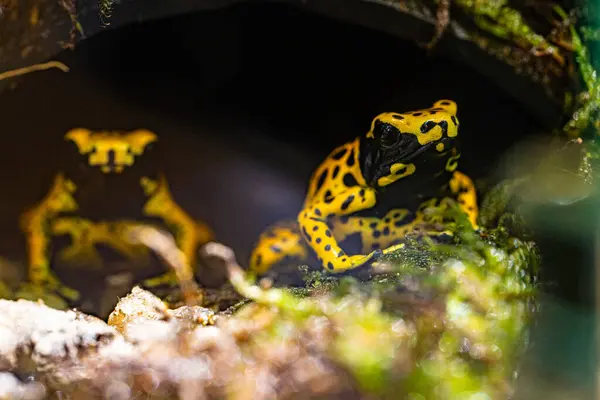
left=249, top=100, right=478, bottom=275
left=19, top=128, right=214, bottom=301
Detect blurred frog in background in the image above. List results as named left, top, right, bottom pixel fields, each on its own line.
left=18, top=128, right=214, bottom=303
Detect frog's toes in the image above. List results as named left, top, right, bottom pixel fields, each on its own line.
left=368, top=248, right=383, bottom=262
left=358, top=249, right=384, bottom=266
left=332, top=249, right=383, bottom=272
left=57, top=284, right=81, bottom=302
left=142, top=272, right=179, bottom=289
left=382, top=243, right=406, bottom=255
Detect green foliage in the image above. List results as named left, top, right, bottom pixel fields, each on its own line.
left=454, top=0, right=564, bottom=64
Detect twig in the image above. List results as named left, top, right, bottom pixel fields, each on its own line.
left=426, top=0, right=451, bottom=49
left=0, top=61, right=69, bottom=81
left=58, top=0, right=84, bottom=49
left=200, top=242, right=257, bottom=298
left=201, top=242, right=323, bottom=318
left=126, top=225, right=202, bottom=307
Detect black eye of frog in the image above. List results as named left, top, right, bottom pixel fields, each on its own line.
left=379, top=124, right=401, bottom=149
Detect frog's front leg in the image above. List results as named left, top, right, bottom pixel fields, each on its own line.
left=51, top=218, right=151, bottom=269
left=18, top=174, right=80, bottom=301
left=140, top=175, right=214, bottom=287
left=298, top=186, right=382, bottom=272
left=51, top=216, right=103, bottom=269
left=332, top=203, right=456, bottom=259
left=331, top=209, right=413, bottom=255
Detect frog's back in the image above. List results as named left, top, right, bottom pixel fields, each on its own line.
left=303, top=138, right=366, bottom=208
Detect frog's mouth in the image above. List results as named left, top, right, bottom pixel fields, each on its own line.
left=389, top=135, right=438, bottom=165
left=365, top=133, right=448, bottom=186
left=400, top=141, right=436, bottom=162
left=398, top=135, right=455, bottom=164
left=99, top=164, right=126, bottom=173
left=378, top=138, right=451, bottom=182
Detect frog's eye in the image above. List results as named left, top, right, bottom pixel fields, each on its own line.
left=380, top=127, right=401, bottom=148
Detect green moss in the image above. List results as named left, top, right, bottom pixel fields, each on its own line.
left=454, top=0, right=564, bottom=65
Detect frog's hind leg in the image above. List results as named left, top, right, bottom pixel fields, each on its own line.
left=449, top=171, right=479, bottom=229
left=18, top=174, right=81, bottom=302
left=249, top=220, right=310, bottom=275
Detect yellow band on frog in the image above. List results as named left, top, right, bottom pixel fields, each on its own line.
left=377, top=163, right=416, bottom=187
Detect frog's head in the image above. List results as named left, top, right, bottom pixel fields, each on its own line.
left=65, top=128, right=158, bottom=173
left=362, top=99, right=460, bottom=188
